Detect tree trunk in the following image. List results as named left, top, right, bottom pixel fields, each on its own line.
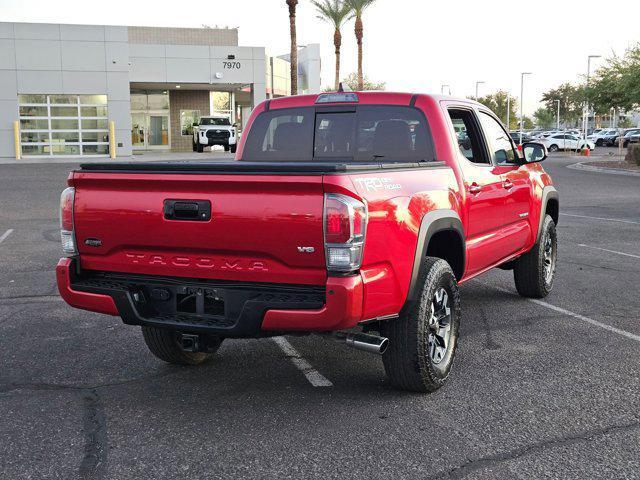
left=334, top=28, right=342, bottom=91
left=354, top=15, right=363, bottom=90
left=287, top=0, right=298, bottom=95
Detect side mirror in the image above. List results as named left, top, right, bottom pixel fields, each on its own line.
left=522, top=142, right=547, bottom=163
left=192, top=122, right=199, bottom=127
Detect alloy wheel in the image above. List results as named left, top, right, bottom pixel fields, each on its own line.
left=543, top=234, right=556, bottom=284
left=427, top=287, right=452, bottom=365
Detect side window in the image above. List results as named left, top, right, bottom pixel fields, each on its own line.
left=447, top=109, right=489, bottom=164
left=478, top=112, right=518, bottom=164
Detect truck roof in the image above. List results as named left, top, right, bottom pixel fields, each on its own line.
left=265, top=91, right=480, bottom=110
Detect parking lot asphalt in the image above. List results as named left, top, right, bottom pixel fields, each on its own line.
left=1, top=153, right=639, bottom=479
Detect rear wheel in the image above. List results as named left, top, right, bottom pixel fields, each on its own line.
left=548, top=144, right=559, bottom=152
left=381, top=257, right=461, bottom=393
left=223, top=144, right=230, bottom=152
left=513, top=215, right=557, bottom=298
left=142, top=327, right=223, bottom=366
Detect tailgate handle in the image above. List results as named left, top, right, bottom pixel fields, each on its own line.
left=164, top=200, right=211, bottom=221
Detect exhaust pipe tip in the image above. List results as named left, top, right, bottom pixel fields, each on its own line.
left=345, top=333, right=389, bottom=355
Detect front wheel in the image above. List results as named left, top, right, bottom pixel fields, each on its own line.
left=548, top=144, right=559, bottom=152
left=142, top=327, right=223, bottom=366
left=513, top=214, right=557, bottom=298
left=230, top=144, right=237, bottom=154
left=196, top=141, right=204, bottom=153
left=381, top=257, right=461, bottom=393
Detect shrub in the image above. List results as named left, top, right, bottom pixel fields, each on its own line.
left=626, top=144, right=640, bottom=166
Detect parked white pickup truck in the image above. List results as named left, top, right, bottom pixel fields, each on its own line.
left=193, top=115, right=237, bottom=153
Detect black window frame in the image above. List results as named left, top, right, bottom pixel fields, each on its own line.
left=446, top=107, right=492, bottom=166
left=240, top=104, right=436, bottom=163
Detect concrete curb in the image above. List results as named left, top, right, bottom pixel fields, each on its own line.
left=567, top=161, right=640, bottom=177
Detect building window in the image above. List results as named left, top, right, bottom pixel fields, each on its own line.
left=180, top=110, right=201, bottom=136
left=18, top=94, right=109, bottom=157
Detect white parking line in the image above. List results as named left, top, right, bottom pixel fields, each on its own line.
left=0, top=229, right=14, bottom=244
left=485, top=284, right=640, bottom=343
left=578, top=244, right=640, bottom=259
left=272, top=336, right=333, bottom=387
left=561, top=213, right=640, bottom=225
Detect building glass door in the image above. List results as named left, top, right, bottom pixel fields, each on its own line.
left=131, top=113, right=146, bottom=149
left=148, top=114, right=169, bottom=148
left=131, top=91, right=170, bottom=151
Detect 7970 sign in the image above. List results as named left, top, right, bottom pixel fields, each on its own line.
left=222, top=61, right=241, bottom=69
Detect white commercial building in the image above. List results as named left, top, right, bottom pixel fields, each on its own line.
left=0, top=22, right=321, bottom=160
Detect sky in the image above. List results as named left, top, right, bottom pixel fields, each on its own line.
left=2, top=0, right=639, bottom=115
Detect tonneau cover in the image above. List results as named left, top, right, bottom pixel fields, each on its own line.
left=78, top=161, right=445, bottom=174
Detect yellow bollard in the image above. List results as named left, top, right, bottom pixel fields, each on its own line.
left=109, top=121, right=116, bottom=159
left=13, top=120, right=21, bottom=160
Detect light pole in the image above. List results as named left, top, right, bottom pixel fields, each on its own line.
left=556, top=99, right=561, bottom=130
left=506, top=94, right=511, bottom=130
left=520, top=72, right=532, bottom=145
left=610, top=107, right=615, bottom=128
left=475, top=81, right=485, bottom=101
left=583, top=54, right=601, bottom=140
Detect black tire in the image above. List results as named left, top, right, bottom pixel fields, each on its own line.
left=548, top=144, right=559, bottom=152
left=192, top=140, right=197, bottom=151
left=595, top=139, right=603, bottom=146
left=230, top=144, right=237, bottom=154
left=196, top=141, right=204, bottom=153
left=513, top=215, right=557, bottom=298
left=381, top=257, right=461, bottom=393
left=142, top=327, right=222, bottom=366
left=223, top=144, right=230, bottom=152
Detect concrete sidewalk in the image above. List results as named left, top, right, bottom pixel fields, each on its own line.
left=0, top=150, right=235, bottom=165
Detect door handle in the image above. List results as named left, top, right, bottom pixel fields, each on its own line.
left=503, top=179, right=514, bottom=190
left=164, top=199, right=211, bottom=221
left=468, top=183, right=482, bottom=195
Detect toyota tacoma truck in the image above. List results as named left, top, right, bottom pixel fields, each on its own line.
left=192, top=115, right=237, bottom=153
left=57, top=91, right=558, bottom=393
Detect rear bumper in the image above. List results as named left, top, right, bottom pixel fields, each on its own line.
left=57, top=258, right=119, bottom=315
left=56, top=258, right=363, bottom=336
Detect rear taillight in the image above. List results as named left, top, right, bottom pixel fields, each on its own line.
left=323, top=193, right=367, bottom=272
left=60, top=187, right=77, bottom=255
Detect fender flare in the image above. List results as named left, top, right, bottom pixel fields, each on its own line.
left=401, top=209, right=465, bottom=315
left=537, top=186, right=559, bottom=243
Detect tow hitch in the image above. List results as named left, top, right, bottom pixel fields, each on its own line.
left=179, top=333, right=221, bottom=353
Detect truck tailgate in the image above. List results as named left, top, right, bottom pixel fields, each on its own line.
left=72, top=172, right=327, bottom=285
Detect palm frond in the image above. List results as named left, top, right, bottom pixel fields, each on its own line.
left=311, top=0, right=354, bottom=28
left=344, top=0, right=377, bottom=15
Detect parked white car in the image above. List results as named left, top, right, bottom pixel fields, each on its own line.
left=540, top=134, right=595, bottom=152
left=588, top=128, right=619, bottom=146
left=193, top=115, right=237, bottom=153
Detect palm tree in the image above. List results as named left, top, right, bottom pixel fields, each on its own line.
left=345, top=0, right=376, bottom=90
left=311, top=0, right=353, bottom=91
left=286, top=0, right=299, bottom=95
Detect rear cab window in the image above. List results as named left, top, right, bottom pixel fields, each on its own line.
left=241, top=105, right=435, bottom=163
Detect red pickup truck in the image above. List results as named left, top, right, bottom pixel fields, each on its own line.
left=57, top=91, right=558, bottom=392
